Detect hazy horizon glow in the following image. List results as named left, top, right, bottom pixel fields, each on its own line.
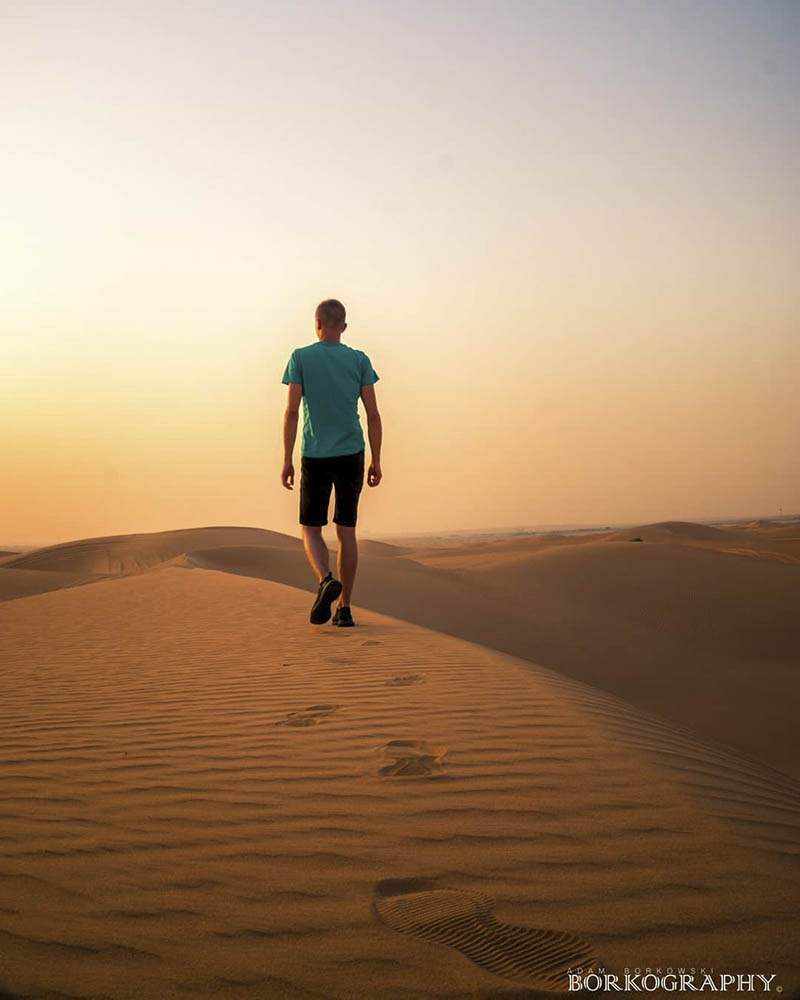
left=3, top=0, right=798, bottom=546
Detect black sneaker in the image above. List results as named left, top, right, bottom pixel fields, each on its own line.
left=331, top=605, right=355, bottom=627
left=310, top=572, right=343, bottom=625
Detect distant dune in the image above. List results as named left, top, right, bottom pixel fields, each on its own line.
left=1, top=525, right=298, bottom=574
left=608, top=519, right=750, bottom=542
left=735, top=518, right=800, bottom=534
left=354, top=538, right=408, bottom=557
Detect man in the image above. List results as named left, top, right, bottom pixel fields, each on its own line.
left=281, top=299, right=383, bottom=626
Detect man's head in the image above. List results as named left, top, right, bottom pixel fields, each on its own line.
left=315, top=299, right=347, bottom=339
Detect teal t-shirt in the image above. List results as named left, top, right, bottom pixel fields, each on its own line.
left=281, top=341, right=380, bottom=458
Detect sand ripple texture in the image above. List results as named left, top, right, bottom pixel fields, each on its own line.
left=0, top=565, right=798, bottom=999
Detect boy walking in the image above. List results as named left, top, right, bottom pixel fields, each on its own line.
left=281, top=299, right=383, bottom=626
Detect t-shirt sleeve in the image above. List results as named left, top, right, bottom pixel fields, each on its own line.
left=359, top=351, right=379, bottom=387
left=281, top=349, right=303, bottom=385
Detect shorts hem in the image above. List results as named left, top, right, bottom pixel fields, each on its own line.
left=302, top=448, right=365, bottom=460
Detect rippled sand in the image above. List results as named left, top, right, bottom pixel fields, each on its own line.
left=1, top=523, right=798, bottom=998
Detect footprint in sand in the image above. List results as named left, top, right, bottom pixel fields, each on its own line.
left=276, top=704, right=340, bottom=727
left=386, top=674, right=424, bottom=687
left=372, top=878, right=597, bottom=993
left=324, top=656, right=354, bottom=665
left=362, top=640, right=382, bottom=646
left=379, top=740, right=445, bottom=776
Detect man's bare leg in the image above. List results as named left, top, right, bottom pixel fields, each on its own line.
left=302, top=525, right=331, bottom=582
left=335, top=524, right=358, bottom=608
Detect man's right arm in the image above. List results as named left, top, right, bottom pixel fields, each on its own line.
left=360, top=383, right=382, bottom=486
left=281, top=382, right=303, bottom=489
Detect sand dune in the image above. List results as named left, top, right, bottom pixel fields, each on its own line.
left=398, top=530, right=615, bottom=564
left=0, top=528, right=299, bottom=606
left=1, top=526, right=297, bottom=576
left=735, top=519, right=800, bottom=535
left=3, top=521, right=799, bottom=779
left=385, top=524, right=800, bottom=775
left=608, top=520, right=749, bottom=542
left=355, top=539, right=408, bottom=557
left=189, top=530, right=800, bottom=776
left=1, top=565, right=798, bottom=999
left=0, top=567, right=86, bottom=603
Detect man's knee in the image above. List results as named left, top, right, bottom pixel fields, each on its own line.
left=335, top=524, right=357, bottom=541
left=302, top=524, right=324, bottom=536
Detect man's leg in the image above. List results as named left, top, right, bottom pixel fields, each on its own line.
left=301, top=525, right=331, bottom=582
left=299, top=455, right=335, bottom=583
left=331, top=451, right=364, bottom=610
left=335, top=524, right=358, bottom=608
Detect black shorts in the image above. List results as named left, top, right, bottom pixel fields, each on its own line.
left=299, top=450, right=365, bottom=527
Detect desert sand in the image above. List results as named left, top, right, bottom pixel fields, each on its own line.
left=0, top=520, right=798, bottom=999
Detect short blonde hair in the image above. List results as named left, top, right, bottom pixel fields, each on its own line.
left=316, top=299, right=346, bottom=330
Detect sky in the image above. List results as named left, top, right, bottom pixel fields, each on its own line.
left=2, top=0, right=798, bottom=545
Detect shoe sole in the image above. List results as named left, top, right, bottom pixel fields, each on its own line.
left=310, top=578, right=343, bottom=625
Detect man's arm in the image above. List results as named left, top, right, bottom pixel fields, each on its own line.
left=281, top=383, right=303, bottom=489
left=360, top=383, right=383, bottom=486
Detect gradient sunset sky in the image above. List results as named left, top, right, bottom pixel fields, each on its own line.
left=3, top=0, right=798, bottom=545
